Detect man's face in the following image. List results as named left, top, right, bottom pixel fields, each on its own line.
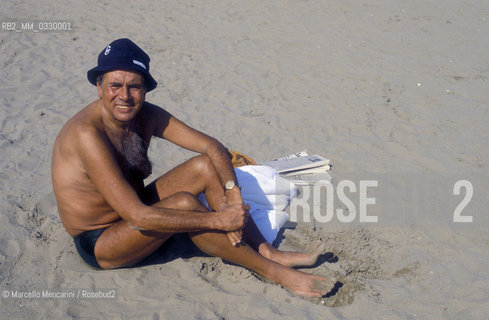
left=97, top=70, right=146, bottom=124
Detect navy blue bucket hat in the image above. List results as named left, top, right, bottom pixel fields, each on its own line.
left=87, top=38, right=158, bottom=92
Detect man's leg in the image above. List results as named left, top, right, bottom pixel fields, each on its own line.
left=242, top=216, right=327, bottom=268
left=94, top=191, right=207, bottom=269
left=146, top=155, right=336, bottom=296
left=96, top=155, right=336, bottom=296
left=144, top=154, right=226, bottom=210
left=94, top=155, right=223, bottom=269
left=189, top=230, right=336, bottom=297
left=147, top=154, right=328, bottom=268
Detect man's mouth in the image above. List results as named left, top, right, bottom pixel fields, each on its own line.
left=116, top=105, right=133, bottom=110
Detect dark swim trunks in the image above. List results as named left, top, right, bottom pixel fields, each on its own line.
left=73, top=228, right=107, bottom=269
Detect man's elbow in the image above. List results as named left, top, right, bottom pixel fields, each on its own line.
left=205, top=138, right=227, bottom=155
left=127, top=221, right=148, bottom=231
left=124, top=208, right=150, bottom=231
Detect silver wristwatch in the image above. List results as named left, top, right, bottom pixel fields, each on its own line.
left=224, top=180, right=238, bottom=190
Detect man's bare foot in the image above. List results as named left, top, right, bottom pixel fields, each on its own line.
left=268, top=240, right=327, bottom=268
left=276, top=268, right=337, bottom=298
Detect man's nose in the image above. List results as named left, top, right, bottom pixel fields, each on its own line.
left=119, top=85, right=131, bottom=100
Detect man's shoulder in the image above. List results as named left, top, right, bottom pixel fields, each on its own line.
left=140, top=101, right=169, bottom=117
left=68, top=101, right=102, bottom=128
left=138, top=102, right=172, bottom=132
left=55, top=101, right=103, bottom=147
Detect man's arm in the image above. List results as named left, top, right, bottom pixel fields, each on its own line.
left=75, top=124, right=246, bottom=233
left=146, top=105, right=246, bottom=245
left=148, top=104, right=243, bottom=204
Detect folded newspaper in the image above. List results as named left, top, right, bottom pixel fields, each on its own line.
left=261, top=150, right=332, bottom=185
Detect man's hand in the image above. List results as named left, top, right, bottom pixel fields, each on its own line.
left=222, top=189, right=247, bottom=246
left=214, top=201, right=250, bottom=246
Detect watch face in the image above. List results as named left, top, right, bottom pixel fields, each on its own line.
left=225, top=180, right=235, bottom=190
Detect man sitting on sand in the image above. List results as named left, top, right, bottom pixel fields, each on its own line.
left=51, top=38, right=336, bottom=298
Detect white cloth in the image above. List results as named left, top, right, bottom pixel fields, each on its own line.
left=199, top=165, right=298, bottom=244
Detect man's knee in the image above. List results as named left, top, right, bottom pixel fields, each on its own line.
left=191, top=154, right=220, bottom=182
left=172, top=191, right=201, bottom=210
left=192, top=154, right=213, bottom=171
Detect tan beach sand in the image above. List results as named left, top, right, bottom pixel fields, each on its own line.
left=1, top=1, right=488, bottom=319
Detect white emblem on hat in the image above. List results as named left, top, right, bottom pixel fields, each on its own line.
left=104, top=45, right=111, bottom=55
left=133, top=60, right=146, bottom=69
